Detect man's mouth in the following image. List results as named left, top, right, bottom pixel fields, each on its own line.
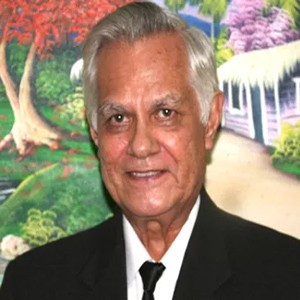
left=128, top=170, right=165, bottom=178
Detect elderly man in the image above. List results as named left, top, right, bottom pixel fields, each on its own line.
left=1, top=2, right=300, bottom=299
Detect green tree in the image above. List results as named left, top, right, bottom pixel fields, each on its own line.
left=165, top=0, right=187, bottom=12
left=199, top=0, right=228, bottom=40
left=215, top=28, right=233, bottom=66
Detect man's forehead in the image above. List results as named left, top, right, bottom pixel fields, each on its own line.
left=97, top=31, right=187, bottom=60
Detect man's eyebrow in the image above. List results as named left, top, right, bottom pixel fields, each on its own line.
left=152, top=94, right=182, bottom=109
left=97, top=102, right=127, bottom=117
left=97, top=94, right=181, bottom=116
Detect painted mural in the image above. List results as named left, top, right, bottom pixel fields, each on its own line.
left=0, top=0, right=300, bottom=285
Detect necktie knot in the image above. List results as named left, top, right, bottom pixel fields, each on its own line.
left=139, top=261, right=165, bottom=299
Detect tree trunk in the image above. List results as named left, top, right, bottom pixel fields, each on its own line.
left=0, top=37, right=27, bottom=154
left=211, top=16, right=215, bottom=41
left=0, top=39, right=62, bottom=155
left=19, top=43, right=62, bottom=149
left=0, top=39, right=19, bottom=115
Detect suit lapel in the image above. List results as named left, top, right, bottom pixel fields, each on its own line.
left=173, top=188, right=232, bottom=299
left=66, top=211, right=127, bottom=300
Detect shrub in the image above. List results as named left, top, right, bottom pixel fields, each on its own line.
left=35, top=48, right=79, bottom=104
left=21, top=208, right=66, bottom=247
left=272, top=121, right=300, bottom=163
left=60, top=86, right=85, bottom=128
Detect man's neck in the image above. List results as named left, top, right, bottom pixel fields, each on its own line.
left=124, top=198, right=199, bottom=260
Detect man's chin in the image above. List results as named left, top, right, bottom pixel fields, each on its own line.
left=122, top=201, right=176, bottom=221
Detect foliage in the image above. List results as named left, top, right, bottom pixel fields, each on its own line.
left=164, top=0, right=186, bottom=12
left=225, top=0, right=300, bottom=54
left=21, top=208, right=66, bottom=247
left=69, top=0, right=135, bottom=44
left=0, top=1, right=72, bottom=57
left=0, top=41, right=28, bottom=102
left=0, top=160, right=112, bottom=239
left=66, top=211, right=113, bottom=236
left=199, top=0, right=228, bottom=39
left=0, top=102, right=13, bottom=138
left=35, top=48, right=79, bottom=104
left=199, top=0, right=227, bottom=21
left=0, top=83, right=6, bottom=102
left=52, top=187, right=113, bottom=235
left=6, top=40, right=29, bottom=83
left=214, top=28, right=234, bottom=66
left=272, top=121, right=300, bottom=166
left=184, top=0, right=228, bottom=39
left=266, top=0, right=300, bottom=29
left=60, top=86, right=85, bottom=128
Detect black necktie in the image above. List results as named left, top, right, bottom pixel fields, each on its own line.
left=139, top=261, right=165, bottom=300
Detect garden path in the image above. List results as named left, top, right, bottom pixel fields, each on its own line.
left=206, top=130, right=300, bottom=239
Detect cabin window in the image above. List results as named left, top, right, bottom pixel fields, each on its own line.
left=227, top=82, right=245, bottom=115
left=232, top=85, right=240, bottom=109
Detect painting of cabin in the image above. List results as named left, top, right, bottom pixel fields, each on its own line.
left=218, top=40, right=300, bottom=146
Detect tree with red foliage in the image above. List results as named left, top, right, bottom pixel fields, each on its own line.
left=69, top=0, right=134, bottom=44
left=0, top=0, right=133, bottom=157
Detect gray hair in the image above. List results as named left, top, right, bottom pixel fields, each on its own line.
left=82, top=1, right=218, bottom=130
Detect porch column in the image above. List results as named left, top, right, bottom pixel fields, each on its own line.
left=245, top=82, right=255, bottom=139
left=258, top=81, right=268, bottom=144
left=293, top=77, right=300, bottom=112
left=274, top=81, right=281, bottom=137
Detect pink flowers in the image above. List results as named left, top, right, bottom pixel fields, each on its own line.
left=225, top=0, right=300, bottom=54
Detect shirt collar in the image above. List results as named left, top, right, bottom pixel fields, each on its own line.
left=123, top=196, right=200, bottom=285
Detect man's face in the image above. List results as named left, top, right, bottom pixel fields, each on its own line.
left=91, top=33, right=222, bottom=223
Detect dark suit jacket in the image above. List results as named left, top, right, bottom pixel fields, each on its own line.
left=1, top=188, right=300, bottom=299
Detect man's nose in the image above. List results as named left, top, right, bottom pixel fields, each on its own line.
left=127, top=121, right=160, bottom=158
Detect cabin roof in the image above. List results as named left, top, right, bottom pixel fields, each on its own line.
left=217, top=40, right=300, bottom=88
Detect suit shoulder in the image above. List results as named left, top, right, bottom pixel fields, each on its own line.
left=217, top=208, right=300, bottom=274
left=220, top=208, right=300, bottom=247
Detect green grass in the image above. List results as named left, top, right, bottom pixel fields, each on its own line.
left=0, top=101, right=14, bottom=138
left=0, top=96, right=112, bottom=241
left=39, top=102, right=89, bottom=137
left=0, top=99, right=109, bottom=239
left=0, top=100, right=96, bottom=180
left=0, top=160, right=113, bottom=239
left=272, top=161, right=300, bottom=179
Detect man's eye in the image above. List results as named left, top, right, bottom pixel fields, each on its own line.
left=105, top=113, right=129, bottom=132
left=158, top=109, right=174, bottom=118
left=110, top=114, right=126, bottom=123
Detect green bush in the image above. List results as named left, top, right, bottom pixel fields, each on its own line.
left=0, top=40, right=28, bottom=102
left=215, top=28, right=233, bottom=67
left=272, top=121, right=300, bottom=164
left=60, top=86, right=85, bottom=128
left=21, top=208, right=67, bottom=247
left=0, top=84, right=7, bottom=102
left=7, top=40, right=29, bottom=83
left=0, top=161, right=113, bottom=240
left=35, top=48, right=79, bottom=104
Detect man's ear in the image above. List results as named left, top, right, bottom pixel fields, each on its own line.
left=205, top=91, right=223, bottom=150
left=90, top=126, right=99, bottom=146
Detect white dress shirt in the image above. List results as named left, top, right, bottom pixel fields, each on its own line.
left=124, top=197, right=200, bottom=300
